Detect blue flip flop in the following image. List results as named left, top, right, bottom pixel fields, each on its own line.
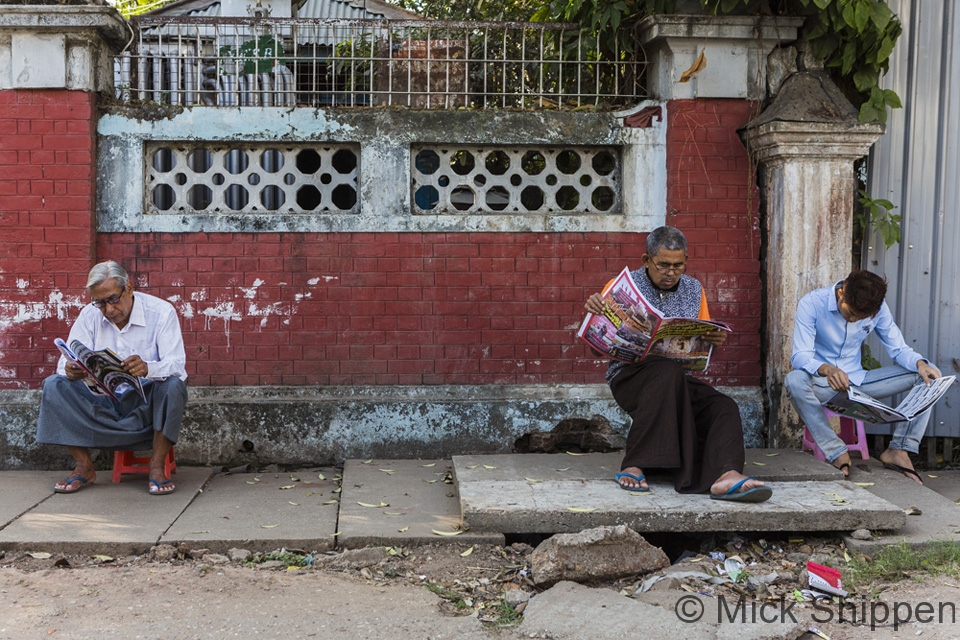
left=149, top=478, right=176, bottom=496
left=710, top=477, right=772, bottom=503
left=614, top=472, right=650, bottom=492
left=53, top=475, right=92, bottom=494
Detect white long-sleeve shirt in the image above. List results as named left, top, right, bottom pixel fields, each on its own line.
left=57, top=291, right=187, bottom=382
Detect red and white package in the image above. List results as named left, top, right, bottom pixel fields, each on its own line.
left=807, top=561, right=848, bottom=597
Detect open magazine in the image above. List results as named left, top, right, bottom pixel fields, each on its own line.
left=824, top=375, right=956, bottom=424
left=577, top=267, right=730, bottom=372
left=55, top=338, right=146, bottom=402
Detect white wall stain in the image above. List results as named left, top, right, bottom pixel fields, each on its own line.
left=201, top=302, right=242, bottom=347
left=0, top=290, right=84, bottom=331
left=240, top=278, right=265, bottom=300
left=16, top=279, right=28, bottom=289
left=321, top=276, right=338, bottom=282
left=307, top=278, right=321, bottom=285
left=0, top=365, right=16, bottom=378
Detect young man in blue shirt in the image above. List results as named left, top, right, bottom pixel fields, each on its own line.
left=786, top=270, right=940, bottom=483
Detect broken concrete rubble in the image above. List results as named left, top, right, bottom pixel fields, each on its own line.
left=530, top=524, right=669, bottom=586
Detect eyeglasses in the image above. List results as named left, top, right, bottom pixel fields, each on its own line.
left=92, top=291, right=125, bottom=309
left=651, top=261, right=686, bottom=275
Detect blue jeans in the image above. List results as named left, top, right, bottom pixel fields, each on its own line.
left=785, top=365, right=936, bottom=462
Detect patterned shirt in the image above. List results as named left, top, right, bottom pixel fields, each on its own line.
left=606, top=269, right=706, bottom=385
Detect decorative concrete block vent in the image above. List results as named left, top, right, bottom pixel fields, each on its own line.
left=530, top=524, right=669, bottom=587
left=145, top=142, right=359, bottom=214
left=412, top=145, right=620, bottom=214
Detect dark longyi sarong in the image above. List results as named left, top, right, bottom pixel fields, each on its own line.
left=610, top=356, right=745, bottom=494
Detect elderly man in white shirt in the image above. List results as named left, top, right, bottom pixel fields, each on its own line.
left=36, top=261, right=187, bottom=496
left=786, top=269, right=940, bottom=484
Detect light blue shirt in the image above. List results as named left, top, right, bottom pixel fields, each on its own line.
left=791, top=281, right=925, bottom=386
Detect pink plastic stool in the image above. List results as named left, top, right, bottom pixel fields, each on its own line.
left=802, top=408, right=870, bottom=461
left=112, top=447, right=177, bottom=483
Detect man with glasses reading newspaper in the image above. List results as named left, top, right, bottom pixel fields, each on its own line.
left=36, top=261, right=187, bottom=496
left=786, top=269, right=941, bottom=484
left=585, top=226, right=771, bottom=502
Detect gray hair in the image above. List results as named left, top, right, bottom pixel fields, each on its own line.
left=87, top=261, right=129, bottom=290
left=645, top=226, right=687, bottom=256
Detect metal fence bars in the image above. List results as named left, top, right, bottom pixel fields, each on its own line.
left=117, top=18, right=646, bottom=110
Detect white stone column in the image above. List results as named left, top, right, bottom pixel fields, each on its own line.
left=742, top=119, right=883, bottom=445
left=637, top=14, right=804, bottom=100
left=0, top=5, right=128, bottom=92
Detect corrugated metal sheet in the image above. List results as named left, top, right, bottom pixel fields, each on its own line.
left=867, top=0, right=960, bottom=436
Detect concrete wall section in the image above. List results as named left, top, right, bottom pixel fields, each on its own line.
left=0, top=384, right=765, bottom=469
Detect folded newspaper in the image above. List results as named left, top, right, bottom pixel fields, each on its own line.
left=55, top=338, right=146, bottom=402
left=577, top=266, right=730, bottom=372
left=824, top=375, right=956, bottom=424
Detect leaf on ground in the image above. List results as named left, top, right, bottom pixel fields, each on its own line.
left=288, top=501, right=300, bottom=506
left=627, top=491, right=650, bottom=497
left=565, top=451, right=587, bottom=456
left=525, top=477, right=543, bottom=484
left=927, top=474, right=938, bottom=478
left=765, top=453, right=780, bottom=457
left=379, top=469, right=396, bottom=474
left=330, top=532, right=341, bottom=537
left=751, top=462, right=766, bottom=466
left=483, top=465, right=498, bottom=469
left=333, top=475, right=342, bottom=481
left=566, top=507, right=598, bottom=513
left=420, top=463, right=436, bottom=467
left=903, top=506, right=922, bottom=516
left=361, top=459, right=373, bottom=464
left=398, top=526, right=409, bottom=533
left=854, top=482, right=875, bottom=487
left=317, top=473, right=326, bottom=480
left=385, top=547, right=402, bottom=556
left=28, top=552, right=51, bottom=559
left=556, top=467, right=571, bottom=471
left=321, top=499, right=339, bottom=505
left=91, top=555, right=114, bottom=562
left=279, top=485, right=296, bottom=490
left=383, top=511, right=403, bottom=516
left=260, top=524, right=280, bottom=529
left=357, top=501, right=389, bottom=508
left=460, top=546, right=474, bottom=557
left=333, top=487, right=342, bottom=493
left=246, top=481, right=258, bottom=485
left=424, top=479, right=439, bottom=483
left=432, top=529, right=463, bottom=536
left=466, top=464, right=480, bottom=469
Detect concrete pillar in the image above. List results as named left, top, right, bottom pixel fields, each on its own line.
left=741, top=72, right=884, bottom=446
left=637, top=14, right=804, bottom=100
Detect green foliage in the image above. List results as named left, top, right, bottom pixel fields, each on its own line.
left=857, top=188, right=900, bottom=249
left=846, top=541, right=960, bottom=586
left=389, top=0, right=541, bottom=21
left=535, top=0, right=902, bottom=123
left=860, top=343, right=881, bottom=370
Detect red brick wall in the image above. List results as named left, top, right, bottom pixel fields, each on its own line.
left=0, top=89, right=97, bottom=386
left=666, top=99, right=763, bottom=386
left=0, top=94, right=762, bottom=390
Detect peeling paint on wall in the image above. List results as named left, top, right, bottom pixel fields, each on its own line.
left=0, top=291, right=84, bottom=331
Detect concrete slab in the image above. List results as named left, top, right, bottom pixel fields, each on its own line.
left=451, top=450, right=842, bottom=486
left=338, top=459, right=503, bottom=548
left=0, top=471, right=59, bottom=529
left=162, top=467, right=340, bottom=553
left=843, top=459, right=960, bottom=554
left=0, top=467, right=215, bottom=556
left=454, top=454, right=904, bottom=534
left=520, top=581, right=806, bottom=640
left=919, top=468, right=960, bottom=503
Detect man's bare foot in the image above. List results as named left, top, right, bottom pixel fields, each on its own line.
left=831, top=452, right=852, bottom=477
left=615, top=466, right=648, bottom=491
left=54, top=466, right=96, bottom=493
left=709, top=470, right=765, bottom=496
left=879, top=449, right=923, bottom=485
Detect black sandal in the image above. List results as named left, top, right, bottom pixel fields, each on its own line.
left=882, top=462, right=923, bottom=485
left=833, top=462, right=850, bottom=478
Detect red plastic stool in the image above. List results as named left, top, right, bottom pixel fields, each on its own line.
left=112, top=447, right=177, bottom=483
left=802, top=408, right=870, bottom=461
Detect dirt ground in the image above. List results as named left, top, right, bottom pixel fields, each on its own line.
left=2, top=537, right=959, bottom=640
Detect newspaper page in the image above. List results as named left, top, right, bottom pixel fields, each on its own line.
left=55, top=338, right=146, bottom=402
left=824, top=375, right=956, bottom=424
left=577, top=267, right=730, bottom=371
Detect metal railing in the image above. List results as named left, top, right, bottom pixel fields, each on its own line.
left=116, top=17, right=646, bottom=110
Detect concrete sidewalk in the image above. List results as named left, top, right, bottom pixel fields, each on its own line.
left=1, top=450, right=959, bottom=556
